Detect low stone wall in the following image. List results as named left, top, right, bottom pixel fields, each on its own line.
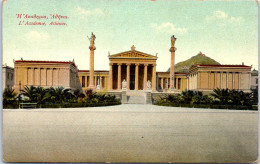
left=106, top=91, right=122, bottom=99
left=152, top=92, right=179, bottom=102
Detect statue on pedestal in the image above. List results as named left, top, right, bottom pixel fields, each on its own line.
left=147, top=80, right=152, bottom=91
left=122, top=79, right=127, bottom=90
left=96, top=79, right=100, bottom=90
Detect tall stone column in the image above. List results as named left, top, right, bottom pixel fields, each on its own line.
left=220, top=72, right=223, bottom=89
left=94, top=76, right=97, bottom=86
left=100, top=76, right=103, bottom=90
left=176, top=78, right=179, bottom=90
left=232, top=72, right=235, bottom=89
left=160, top=78, right=164, bottom=90
left=109, top=63, right=113, bottom=90
left=166, top=78, right=169, bottom=89
left=152, top=64, right=156, bottom=92
left=135, top=64, right=139, bottom=90
left=169, top=35, right=177, bottom=91
left=143, top=64, right=148, bottom=90
left=126, top=64, right=130, bottom=90
left=117, top=63, right=122, bottom=90
left=88, top=32, right=96, bottom=90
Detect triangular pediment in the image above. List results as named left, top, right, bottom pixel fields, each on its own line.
left=110, top=50, right=157, bottom=59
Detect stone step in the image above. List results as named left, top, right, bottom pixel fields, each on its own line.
left=126, top=91, right=146, bottom=96
left=127, top=95, right=146, bottom=104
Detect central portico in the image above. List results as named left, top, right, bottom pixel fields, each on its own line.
left=108, top=45, right=157, bottom=91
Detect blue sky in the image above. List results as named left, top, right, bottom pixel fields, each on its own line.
left=3, top=0, right=258, bottom=71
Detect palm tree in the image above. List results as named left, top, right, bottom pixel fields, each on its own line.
left=34, top=87, right=50, bottom=106
left=48, top=87, right=74, bottom=104
left=211, top=88, right=230, bottom=105
left=181, top=90, right=195, bottom=104
left=3, top=88, right=17, bottom=105
left=21, top=86, right=37, bottom=102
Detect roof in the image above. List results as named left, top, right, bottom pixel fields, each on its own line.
left=15, top=60, right=76, bottom=67
left=193, top=64, right=251, bottom=68
left=109, top=46, right=157, bottom=60
left=157, top=71, right=186, bottom=75
left=78, top=70, right=109, bottom=73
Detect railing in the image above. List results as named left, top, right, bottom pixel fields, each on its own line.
left=19, top=103, right=37, bottom=109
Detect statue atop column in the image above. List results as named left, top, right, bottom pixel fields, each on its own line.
left=171, top=35, right=176, bottom=48
left=89, top=32, right=96, bottom=46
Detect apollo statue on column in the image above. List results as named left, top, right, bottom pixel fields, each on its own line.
left=171, top=35, right=176, bottom=48
left=88, top=32, right=96, bottom=46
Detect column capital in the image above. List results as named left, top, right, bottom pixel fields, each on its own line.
left=169, top=47, right=177, bottom=52
left=109, top=63, right=114, bottom=66
left=144, top=64, right=149, bottom=66
left=89, top=45, right=96, bottom=50
left=126, top=63, right=131, bottom=66
left=135, top=63, right=140, bottom=66
left=152, top=64, right=157, bottom=66
left=117, top=63, right=122, bottom=66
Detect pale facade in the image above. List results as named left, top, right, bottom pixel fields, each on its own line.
left=78, top=46, right=252, bottom=93
left=2, top=65, right=14, bottom=91
left=251, top=69, right=258, bottom=89
left=13, top=60, right=82, bottom=91
left=187, top=64, right=252, bottom=93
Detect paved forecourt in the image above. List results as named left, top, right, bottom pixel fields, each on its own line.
left=3, top=104, right=258, bottom=163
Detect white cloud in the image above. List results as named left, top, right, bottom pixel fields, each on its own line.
left=75, top=7, right=103, bottom=17
left=206, top=10, right=243, bottom=23
left=151, top=22, right=187, bottom=35
left=26, top=31, right=49, bottom=41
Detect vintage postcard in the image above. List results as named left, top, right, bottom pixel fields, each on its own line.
left=2, top=0, right=258, bottom=163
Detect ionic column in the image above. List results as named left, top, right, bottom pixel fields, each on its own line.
left=166, top=78, right=169, bottom=89
left=152, top=64, right=156, bottom=91
left=94, top=76, right=97, bottom=86
left=226, top=72, right=229, bottom=89
left=126, top=64, right=130, bottom=90
left=109, top=63, right=113, bottom=90
left=238, top=73, right=241, bottom=90
left=169, top=35, right=177, bottom=90
left=176, top=78, right=179, bottom=90
left=232, top=72, right=235, bottom=89
left=143, top=64, right=148, bottom=90
left=100, top=76, right=103, bottom=89
left=85, top=76, right=87, bottom=88
left=117, top=63, right=122, bottom=90
left=208, top=72, right=211, bottom=89
left=135, top=64, right=139, bottom=90
left=220, top=72, right=223, bottom=89
left=214, top=72, right=217, bottom=89
left=160, top=78, right=164, bottom=90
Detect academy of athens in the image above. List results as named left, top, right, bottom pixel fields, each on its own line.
left=10, top=33, right=253, bottom=98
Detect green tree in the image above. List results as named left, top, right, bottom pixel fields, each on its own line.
left=21, top=86, right=37, bottom=102
left=211, top=88, right=230, bottom=105
left=48, top=87, right=74, bottom=103
left=3, top=88, right=17, bottom=105
left=181, top=90, right=195, bottom=104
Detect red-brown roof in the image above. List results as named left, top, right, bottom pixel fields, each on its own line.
left=195, top=64, right=251, bottom=68
left=15, top=60, right=76, bottom=67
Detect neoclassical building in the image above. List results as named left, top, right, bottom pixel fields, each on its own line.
left=11, top=34, right=253, bottom=94
left=13, top=60, right=82, bottom=91
left=78, top=46, right=252, bottom=93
